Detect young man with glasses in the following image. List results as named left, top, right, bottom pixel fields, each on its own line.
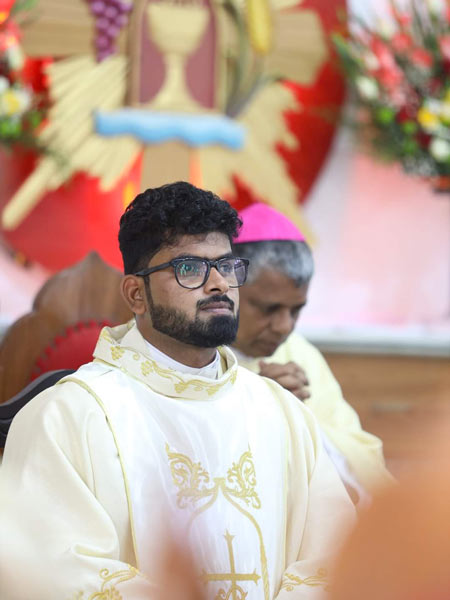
left=0, top=182, right=354, bottom=600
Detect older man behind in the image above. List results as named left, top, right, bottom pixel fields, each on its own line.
left=232, top=203, right=392, bottom=499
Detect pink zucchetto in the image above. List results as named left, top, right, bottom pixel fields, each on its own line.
left=235, top=202, right=305, bottom=243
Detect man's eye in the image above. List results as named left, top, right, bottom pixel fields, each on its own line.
left=179, top=262, right=199, bottom=276
left=291, top=306, right=304, bottom=318
left=259, top=305, right=276, bottom=315
left=220, top=261, right=233, bottom=274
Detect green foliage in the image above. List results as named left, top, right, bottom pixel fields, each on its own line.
left=333, top=0, right=450, bottom=179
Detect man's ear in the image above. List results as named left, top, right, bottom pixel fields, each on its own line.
left=121, top=275, right=147, bottom=315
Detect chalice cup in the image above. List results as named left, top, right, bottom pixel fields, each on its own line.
left=146, top=1, right=209, bottom=112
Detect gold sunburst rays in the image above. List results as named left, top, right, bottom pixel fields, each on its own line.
left=198, top=0, right=326, bottom=239
left=198, top=81, right=314, bottom=240
left=18, top=0, right=96, bottom=57
left=265, top=8, right=328, bottom=86
left=222, top=0, right=328, bottom=85
left=19, top=0, right=131, bottom=57
left=2, top=54, right=141, bottom=229
left=3, top=0, right=329, bottom=233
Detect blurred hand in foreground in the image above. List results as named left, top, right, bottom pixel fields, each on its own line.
left=330, top=431, right=450, bottom=600
left=155, top=538, right=205, bottom=600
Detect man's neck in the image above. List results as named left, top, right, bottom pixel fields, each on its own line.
left=137, top=322, right=217, bottom=368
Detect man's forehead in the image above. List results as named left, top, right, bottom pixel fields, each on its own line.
left=245, top=269, right=309, bottom=303
left=156, top=232, right=232, bottom=260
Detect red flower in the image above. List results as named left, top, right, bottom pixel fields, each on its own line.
left=377, top=64, right=404, bottom=89
left=391, top=32, right=413, bottom=53
left=439, top=35, right=450, bottom=62
left=428, top=77, right=444, bottom=96
left=391, top=6, right=412, bottom=28
left=387, top=85, right=408, bottom=107
left=417, top=130, right=432, bottom=149
left=371, top=38, right=397, bottom=70
left=370, top=38, right=405, bottom=89
left=411, top=48, right=433, bottom=69
left=0, top=19, right=21, bottom=53
left=0, top=0, right=14, bottom=22
left=397, top=104, right=418, bottom=122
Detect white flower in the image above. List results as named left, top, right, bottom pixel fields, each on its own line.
left=0, top=77, right=9, bottom=94
left=426, top=0, right=445, bottom=14
left=5, top=44, right=25, bottom=71
left=429, top=137, right=450, bottom=162
left=440, top=102, right=450, bottom=122
left=362, top=52, right=379, bottom=71
left=355, top=76, right=379, bottom=100
left=0, top=87, right=31, bottom=117
left=424, top=98, right=442, bottom=114
left=376, top=18, right=396, bottom=40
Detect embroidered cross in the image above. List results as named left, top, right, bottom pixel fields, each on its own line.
left=200, top=531, right=260, bottom=600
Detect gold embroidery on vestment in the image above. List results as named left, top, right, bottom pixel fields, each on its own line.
left=110, top=346, right=125, bottom=361
left=166, top=446, right=261, bottom=509
left=99, top=330, right=236, bottom=397
left=71, top=565, right=138, bottom=599
left=100, top=329, right=115, bottom=344
left=166, top=446, right=269, bottom=600
left=200, top=531, right=260, bottom=600
left=227, top=450, right=261, bottom=509
left=281, top=569, right=329, bottom=592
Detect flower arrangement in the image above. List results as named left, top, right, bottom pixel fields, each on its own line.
left=0, top=0, right=46, bottom=153
left=333, top=0, right=450, bottom=188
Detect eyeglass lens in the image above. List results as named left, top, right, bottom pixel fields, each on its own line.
left=175, top=258, right=246, bottom=289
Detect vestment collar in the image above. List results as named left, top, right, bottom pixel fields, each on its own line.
left=93, top=320, right=238, bottom=400
left=144, top=339, right=220, bottom=379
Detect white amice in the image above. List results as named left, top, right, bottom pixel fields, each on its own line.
left=0, top=321, right=355, bottom=600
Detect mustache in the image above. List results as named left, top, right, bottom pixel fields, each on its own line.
left=197, top=295, right=235, bottom=311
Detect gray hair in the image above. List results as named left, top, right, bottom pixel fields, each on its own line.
left=233, top=240, right=314, bottom=286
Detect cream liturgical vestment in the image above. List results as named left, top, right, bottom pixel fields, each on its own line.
left=234, top=332, right=393, bottom=494
left=0, top=322, right=355, bottom=600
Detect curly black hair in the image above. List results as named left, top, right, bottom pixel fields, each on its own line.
left=118, top=181, right=242, bottom=274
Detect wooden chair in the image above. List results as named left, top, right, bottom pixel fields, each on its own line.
left=0, top=251, right=132, bottom=405
left=0, top=369, right=75, bottom=448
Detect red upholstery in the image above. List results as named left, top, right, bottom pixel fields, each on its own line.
left=31, top=320, right=112, bottom=380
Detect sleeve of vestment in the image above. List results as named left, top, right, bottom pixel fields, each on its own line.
left=271, top=383, right=357, bottom=600
left=0, top=382, right=154, bottom=600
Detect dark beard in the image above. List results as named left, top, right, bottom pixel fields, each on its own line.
left=146, top=289, right=239, bottom=348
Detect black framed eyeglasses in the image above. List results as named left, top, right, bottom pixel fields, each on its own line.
left=134, top=256, right=249, bottom=290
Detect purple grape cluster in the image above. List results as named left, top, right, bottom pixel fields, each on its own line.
left=87, top=0, right=133, bottom=62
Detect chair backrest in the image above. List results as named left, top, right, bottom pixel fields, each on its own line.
left=0, top=251, right=133, bottom=404
left=0, top=369, right=75, bottom=448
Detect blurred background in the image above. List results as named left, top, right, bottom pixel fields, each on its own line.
left=0, top=0, right=449, bottom=478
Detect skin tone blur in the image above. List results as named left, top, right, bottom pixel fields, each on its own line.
left=121, top=232, right=239, bottom=369
left=233, top=269, right=311, bottom=400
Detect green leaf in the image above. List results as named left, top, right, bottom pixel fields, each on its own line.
left=11, top=0, right=37, bottom=16
left=375, top=107, right=396, bottom=125
left=26, top=109, right=43, bottom=129
left=401, top=138, right=420, bottom=155
left=402, top=120, right=418, bottom=135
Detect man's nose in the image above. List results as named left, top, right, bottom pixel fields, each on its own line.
left=270, top=309, right=295, bottom=336
left=203, top=265, right=230, bottom=294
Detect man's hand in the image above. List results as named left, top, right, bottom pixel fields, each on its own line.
left=258, top=361, right=310, bottom=401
